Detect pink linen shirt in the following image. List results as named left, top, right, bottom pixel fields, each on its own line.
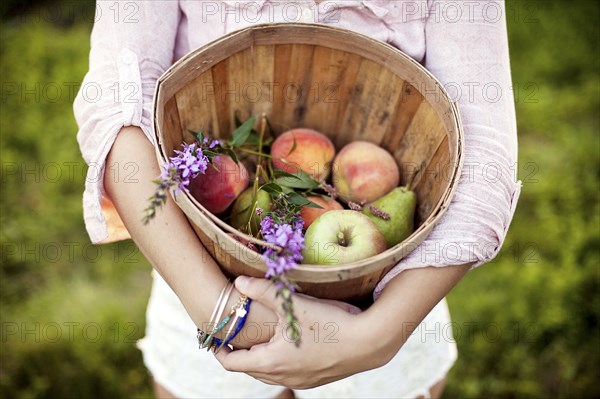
left=74, top=0, right=521, bottom=297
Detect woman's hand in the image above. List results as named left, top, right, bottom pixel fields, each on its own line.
left=214, top=276, right=381, bottom=389
left=215, top=264, right=471, bottom=389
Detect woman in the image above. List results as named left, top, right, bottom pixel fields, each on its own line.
left=74, top=1, right=520, bottom=397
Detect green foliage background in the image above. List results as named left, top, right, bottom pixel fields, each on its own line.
left=1, top=1, right=598, bottom=398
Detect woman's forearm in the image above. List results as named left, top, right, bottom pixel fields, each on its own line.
left=363, top=263, right=471, bottom=366
left=104, top=126, right=277, bottom=348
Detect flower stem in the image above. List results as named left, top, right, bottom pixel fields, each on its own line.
left=257, top=113, right=267, bottom=166
left=238, top=148, right=273, bottom=158
left=273, top=275, right=302, bottom=347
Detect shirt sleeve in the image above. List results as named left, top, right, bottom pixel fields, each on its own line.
left=73, top=1, right=180, bottom=243
left=374, top=0, right=522, bottom=298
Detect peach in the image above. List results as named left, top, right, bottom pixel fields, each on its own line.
left=271, top=128, right=335, bottom=181
left=300, top=196, right=344, bottom=228
left=332, top=141, right=400, bottom=203
left=188, top=155, right=249, bottom=215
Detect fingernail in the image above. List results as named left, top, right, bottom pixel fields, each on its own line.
left=349, top=305, right=362, bottom=315
left=235, top=276, right=250, bottom=291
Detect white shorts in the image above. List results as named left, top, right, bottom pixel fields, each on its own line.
left=137, top=271, right=457, bottom=398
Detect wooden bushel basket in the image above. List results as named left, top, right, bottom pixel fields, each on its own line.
left=153, top=24, right=464, bottom=303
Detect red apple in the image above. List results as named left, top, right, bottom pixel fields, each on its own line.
left=271, top=128, right=335, bottom=181
left=300, top=196, right=344, bottom=228
left=188, top=155, right=249, bottom=215
left=332, top=141, right=400, bottom=203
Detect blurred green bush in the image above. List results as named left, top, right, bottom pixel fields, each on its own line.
left=445, top=1, right=600, bottom=398
left=0, top=12, right=153, bottom=399
left=0, top=0, right=598, bottom=398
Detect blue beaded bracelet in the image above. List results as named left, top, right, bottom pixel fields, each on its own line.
left=213, top=298, right=252, bottom=348
left=200, top=314, right=231, bottom=349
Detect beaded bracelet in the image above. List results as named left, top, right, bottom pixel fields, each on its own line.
left=201, top=293, right=247, bottom=351
left=213, top=298, right=252, bottom=354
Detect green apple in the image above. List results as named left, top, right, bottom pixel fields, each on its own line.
left=362, top=187, right=416, bottom=247
left=302, top=210, right=387, bottom=265
left=230, top=188, right=272, bottom=236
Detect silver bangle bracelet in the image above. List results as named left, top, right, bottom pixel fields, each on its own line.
left=197, top=281, right=234, bottom=350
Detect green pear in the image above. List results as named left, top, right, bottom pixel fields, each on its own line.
left=230, top=188, right=272, bottom=236
left=362, top=187, right=416, bottom=247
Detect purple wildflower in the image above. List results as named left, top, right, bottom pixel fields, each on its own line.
left=144, top=140, right=213, bottom=223
left=318, top=181, right=338, bottom=200
left=260, top=216, right=274, bottom=235
left=203, top=137, right=221, bottom=149
left=367, top=205, right=390, bottom=220
left=260, top=216, right=304, bottom=279
left=293, top=219, right=304, bottom=231
left=347, top=201, right=363, bottom=211
left=169, top=143, right=209, bottom=194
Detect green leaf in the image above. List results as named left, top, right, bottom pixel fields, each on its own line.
left=286, top=192, right=313, bottom=207
left=231, top=115, right=257, bottom=147
left=304, top=198, right=324, bottom=209
left=287, top=133, right=297, bottom=156
left=225, top=148, right=238, bottom=164
left=234, top=113, right=243, bottom=128
left=260, top=182, right=283, bottom=196
left=202, top=150, right=219, bottom=158
left=275, top=177, right=313, bottom=190
left=245, top=131, right=260, bottom=144
left=273, top=170, right=301, bottom=179
left=245, top=131, right=273, bottom=147
left=275, top=171, right=318, bottom=190
left=188, top=128, right=204, bottom=144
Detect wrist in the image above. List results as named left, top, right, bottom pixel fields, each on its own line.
left=224, top=287, right=278, bottom=349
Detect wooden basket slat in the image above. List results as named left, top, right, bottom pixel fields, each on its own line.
left=360, top=68, right=405, bottom=146
left=211, top=59, right=232, bottom=137
left=271, top=43, right=294, bottom=132
left=412, top=135, right=452, bottom=225
left=226, top=49, right=255, bottom=125
left=175, top=70, right=220, bottom=140
left=335, top=58, right=405, bottom=148
left=308, top=48, right=364, bottom=145
left=381, top=82, right=424, bottom=168
left=302, top=46, right=347, bottom=136
left=250, top=45, right=276, bottom=118
left=156, top=96, right=183, bottom=161
left=393, top=102, right=447, bottom=176
left=272, top=44, right=316, bottom=132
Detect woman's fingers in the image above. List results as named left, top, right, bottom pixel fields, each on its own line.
left=234, top=276, right=284, bottom=315
left=235, top=276, right=362, bottom=320
left=216, top=277, right=368, bottom=389
left=214, top=342, right=271, bottom=373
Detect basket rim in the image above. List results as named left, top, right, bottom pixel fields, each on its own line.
left=152, top=23, right=465, bottom=280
